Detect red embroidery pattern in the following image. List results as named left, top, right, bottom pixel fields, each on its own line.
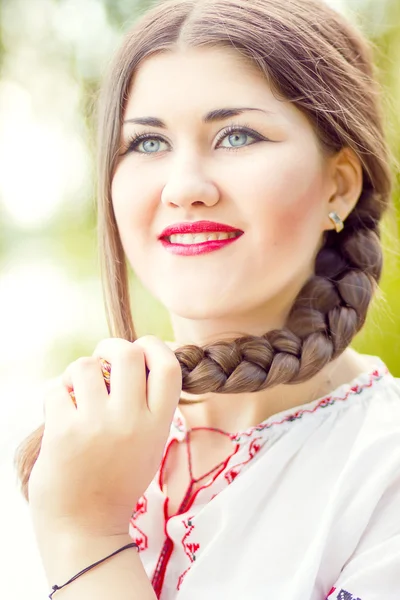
left=129, top=494, right=149, bottom=552
left=177, top=515, right=200, bottom=590
left=225, top=437, right=265, bottom=483
left=172, top=414, right=186, bottom=434
left=152, top=536, right=174, bottom=598
left=230, top=369, right=387, bottom=443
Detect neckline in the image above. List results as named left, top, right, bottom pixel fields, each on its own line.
left=173, top=357, right=390, bottom=443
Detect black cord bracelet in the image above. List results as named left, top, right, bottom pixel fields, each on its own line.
left=49, top=542, right=139, bottom=598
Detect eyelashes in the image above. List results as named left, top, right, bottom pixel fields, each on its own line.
left=120, top=123, right=269, bottom=156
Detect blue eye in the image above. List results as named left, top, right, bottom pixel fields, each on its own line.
left=215, top=125, right=267, bottom=151
left=131, top=136, right=168, bottom=153
left=218, top=131, right=255, bottom=148
left=141, top=139, right=160, bottom=153
left=122, top=125, right=267, bottom=156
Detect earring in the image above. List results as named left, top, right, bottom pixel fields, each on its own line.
left=328, top=211, right=344, bottom=233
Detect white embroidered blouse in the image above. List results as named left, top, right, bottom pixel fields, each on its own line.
left=128, top=356, right=400, bottom=600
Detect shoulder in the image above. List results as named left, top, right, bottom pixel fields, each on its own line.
left=345, top=359, right=400, bottom=486
left=345, top=346, right=390, bottom=373
left=344, top=347, right=400, bottom=403
left=325, top=351, right=400, bottom=475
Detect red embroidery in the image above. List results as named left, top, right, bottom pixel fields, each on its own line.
left=133, top=494, right=148, bottom=517
left=152, top=537, right=174, bottom=598
left=173, top=415, right=186, bottom=433
left=177, top=515, right=200, bottom=590
left=225, top=437, right=265, bottom=483
left=129, top=494, right=149, bottom=551
left=152, top=446, right=239, bottom=597
left=230, top=369, right=387, bottom=443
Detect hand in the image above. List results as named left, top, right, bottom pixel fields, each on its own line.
left=28, top=336, right=182, bottom=539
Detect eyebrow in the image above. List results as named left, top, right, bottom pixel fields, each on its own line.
left=123, top=107, right=275, bottom=128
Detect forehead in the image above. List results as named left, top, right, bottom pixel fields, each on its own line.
left=122, top=46, right=318, bottom=141
left=125, top=46, right=283, bottom=117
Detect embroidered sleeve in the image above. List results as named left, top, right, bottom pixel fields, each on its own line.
left=325, top=475, right=400, bottom=600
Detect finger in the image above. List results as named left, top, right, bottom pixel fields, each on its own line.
left=133, top=336, right=182, bottom=422
left=42, top=376, right=76, bottom=431
left=62, top=357, right=109, bottom=418
left=91, top=338, right=147, bottom=415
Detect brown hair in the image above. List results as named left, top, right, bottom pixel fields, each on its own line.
left=15, top=0, right=392, bottom=501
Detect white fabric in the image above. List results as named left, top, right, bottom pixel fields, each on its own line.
left=128, top=357, right=400, bottom=600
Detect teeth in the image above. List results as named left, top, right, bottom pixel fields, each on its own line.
left=168, top=232, right=238, bottom=244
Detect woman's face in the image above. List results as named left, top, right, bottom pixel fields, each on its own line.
left=111, top=47, right=335, bottom=324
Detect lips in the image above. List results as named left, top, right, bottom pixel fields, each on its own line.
left=159, top=220, right=243, bottom=239
left=158, top=220, right=244, bottom=256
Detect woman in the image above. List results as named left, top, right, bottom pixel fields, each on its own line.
left=15, top=0, right=400, bottom=598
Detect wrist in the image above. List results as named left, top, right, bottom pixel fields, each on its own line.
left=30, top=505, right=134, bottom=545
left=35, top=532, right=137, bottom=586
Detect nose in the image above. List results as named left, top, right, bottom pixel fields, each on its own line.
left=161, top=162, right=220, bottom=209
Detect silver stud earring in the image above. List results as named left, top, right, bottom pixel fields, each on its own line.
left=328, top=211, right=344, bottom=233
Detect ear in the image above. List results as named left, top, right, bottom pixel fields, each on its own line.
left=322, top=147, right=363, bottom=232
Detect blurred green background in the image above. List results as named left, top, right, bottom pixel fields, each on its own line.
left=0, top=0, right=399, bottom=388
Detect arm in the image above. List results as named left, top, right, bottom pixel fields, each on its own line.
left=36, top=532, right=157, bottom=600
left=325, top=476, right=400, bottom=600
left=325, top=535, right=400, bottom=600
left=27, top=338, right=181, bottom=599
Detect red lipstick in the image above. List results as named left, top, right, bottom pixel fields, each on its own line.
left=158, top=220, right=243, bottom=256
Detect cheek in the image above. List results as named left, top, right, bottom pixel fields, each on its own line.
left=270, top=185, right=323, bottom=246
left=111, top=166, right=155, bottom=236
left=110, top=165, right=169, bottom=289
left=237, top=148, right=326, bottom=251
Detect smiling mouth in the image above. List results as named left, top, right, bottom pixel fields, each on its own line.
left=164, top=231, right=241, bottom=244
left=160, top=230, right=243, bottom=256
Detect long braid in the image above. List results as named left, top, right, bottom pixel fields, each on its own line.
left=176, top=222, right=382, bottom=395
